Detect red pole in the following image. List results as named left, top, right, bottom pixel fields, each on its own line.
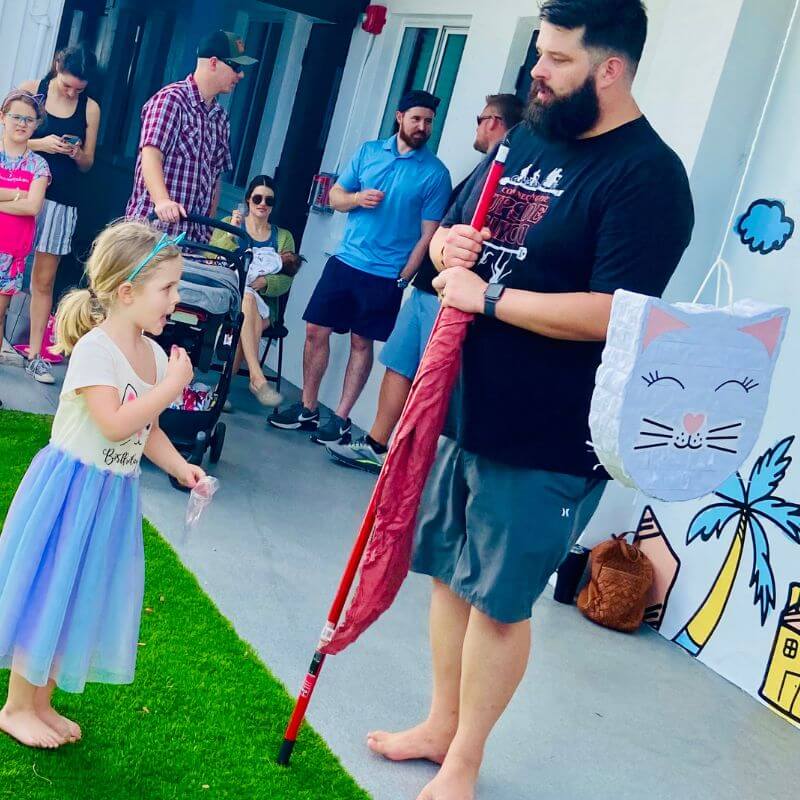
left=277, top=142, right=510, bottom=766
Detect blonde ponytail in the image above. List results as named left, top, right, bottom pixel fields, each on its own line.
left=53, top=288, right=106, bottom=355
left=53, top=219, right=183, bottom=355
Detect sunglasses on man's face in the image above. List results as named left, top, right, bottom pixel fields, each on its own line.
left=250, top=194, right=275, bottom=207
left=222, top=59, right=244, bottom=75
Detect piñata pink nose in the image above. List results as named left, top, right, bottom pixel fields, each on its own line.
left=684, top=413, right=705, bottom=435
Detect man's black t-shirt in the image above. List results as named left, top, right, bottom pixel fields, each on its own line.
left=442, top=117, right=694, bottom=476
left=414, top=174, right=471, bottom=295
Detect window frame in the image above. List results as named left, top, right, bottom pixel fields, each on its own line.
left=376, top=15, right=471, bottom=154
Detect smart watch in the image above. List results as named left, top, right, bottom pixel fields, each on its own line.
left=396, top=277, right=410, bottom=290
left=483, top=282, right=506, bottom=317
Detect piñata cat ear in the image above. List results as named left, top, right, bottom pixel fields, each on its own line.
left=642, top=305, right=689, bottom=351
left=739, top=312, right=787, bottom=357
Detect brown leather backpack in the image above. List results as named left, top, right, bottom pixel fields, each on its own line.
left=577, top=535, right=655, bottom=632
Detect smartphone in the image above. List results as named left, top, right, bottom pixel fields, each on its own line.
left=61, top=135, right=82, bottom=146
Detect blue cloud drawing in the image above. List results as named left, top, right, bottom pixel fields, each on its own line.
left=736, top=199, right=795, bottom=255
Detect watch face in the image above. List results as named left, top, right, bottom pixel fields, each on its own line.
left=486, top=282, right=505, bottom=300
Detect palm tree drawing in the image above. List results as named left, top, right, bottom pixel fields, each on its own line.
left=673, top=436, right=800, bottom=656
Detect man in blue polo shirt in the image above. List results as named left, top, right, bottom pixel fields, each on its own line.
left=269, top=90, right=451, bottom=444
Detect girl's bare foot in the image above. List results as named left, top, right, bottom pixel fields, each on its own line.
left=34, top=705, right=81, bottom=743
left=0, top=706, right=62, bottom=749
left=416, top=754, right=480, bottom=800
left=366, top=721, right=456, bottom=764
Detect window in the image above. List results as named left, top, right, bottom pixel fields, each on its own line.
left=226, top=20, right=284, bottom=188
left=784, top=639, right=798, bottom=659
left=515, top=29, right=540, bottom=103
left=379, top=25, right=468, bottom=154
left=98, top=9, right=175, bottom=160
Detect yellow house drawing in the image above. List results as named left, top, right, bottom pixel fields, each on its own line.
left=759, top=582, right=800, bottom=726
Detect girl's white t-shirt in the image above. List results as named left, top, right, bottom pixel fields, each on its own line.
left=51, top=327, right=169, bottom=475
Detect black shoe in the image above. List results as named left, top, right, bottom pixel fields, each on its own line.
left=268, top=402, right=320, bottom=431
left=311, top=414, right=352, bottom=445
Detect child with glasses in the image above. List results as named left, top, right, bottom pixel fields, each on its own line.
left=0, top=220, right=205, bottom=749
left=0, top=90, right=50, bottom=349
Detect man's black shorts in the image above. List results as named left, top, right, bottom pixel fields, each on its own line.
left=303, top=256, right=403, bottom=342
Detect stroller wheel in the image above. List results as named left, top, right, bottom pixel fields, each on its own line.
left=190, top=431, right=208, bottom=466
left=210, top=422, right=226, bottom=464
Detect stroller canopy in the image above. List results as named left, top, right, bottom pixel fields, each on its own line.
left=179, top=258, right=241, bottom=319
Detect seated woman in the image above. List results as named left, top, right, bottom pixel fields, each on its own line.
left=210, top=175, right=301, bottom=408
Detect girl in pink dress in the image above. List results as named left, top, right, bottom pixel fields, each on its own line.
left=0, top=90, right=50, bottom=347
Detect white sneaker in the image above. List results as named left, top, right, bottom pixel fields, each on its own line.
left=326, top=437, right=386, bottom=473
left=26, top=356, right=55, bottom=384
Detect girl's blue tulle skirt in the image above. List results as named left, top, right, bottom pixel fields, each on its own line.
left=0, top=445, right=144, bottom=693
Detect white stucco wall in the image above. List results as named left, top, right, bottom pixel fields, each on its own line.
left=0, top=0, right=65, bottom=93
left=581, top=1, right=800, bottom=726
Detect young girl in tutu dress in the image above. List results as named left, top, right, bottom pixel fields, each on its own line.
left=0, top=220, right=204, bottom=748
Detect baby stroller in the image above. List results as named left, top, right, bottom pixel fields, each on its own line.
left=150, top=213, right=251, bottom=486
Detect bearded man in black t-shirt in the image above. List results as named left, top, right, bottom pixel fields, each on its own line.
left=366, top=2, right=694, bottom=798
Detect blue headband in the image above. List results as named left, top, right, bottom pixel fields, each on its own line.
left=128, top=232, right=185, bottom=281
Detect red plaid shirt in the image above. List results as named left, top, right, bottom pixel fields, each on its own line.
left=126, top=75, right=233, bottom=243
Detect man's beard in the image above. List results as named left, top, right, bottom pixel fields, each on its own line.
left=398, top=126, right=430, bottom=150
left=525, top=74, right=600, bottom=140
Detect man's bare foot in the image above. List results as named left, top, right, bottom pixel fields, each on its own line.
left=0, top=707, right=62, bottom=749
left=366, top=721, right=455, bottom=764
left=35, top=706, right=81, bottom=743
left=416, top=754, right=480, bottom=800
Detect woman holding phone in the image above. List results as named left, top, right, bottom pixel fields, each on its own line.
left=18, top=44, right=100, bottom=383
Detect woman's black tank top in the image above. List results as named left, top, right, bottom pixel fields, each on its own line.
left=35, top=76, right=88, bottom=208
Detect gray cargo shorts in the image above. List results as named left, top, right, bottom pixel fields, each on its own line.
left=411, top=438, right=606, bottom=623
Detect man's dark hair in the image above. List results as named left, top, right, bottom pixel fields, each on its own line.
left=485, top=94, right=525, bottom=129
left=539, top=0, right=648, bottom=70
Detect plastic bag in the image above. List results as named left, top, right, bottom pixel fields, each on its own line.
left=184, top=476, right=220, bottom=537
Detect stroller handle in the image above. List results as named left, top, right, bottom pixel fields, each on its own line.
left=146, top=211, right=253, bottom=251
left=146, top=211, right=251, bottom=298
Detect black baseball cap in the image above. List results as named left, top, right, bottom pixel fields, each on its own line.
left=197, top=30, right=258, bottom=66
left=398, top=90, right=440, bottom=113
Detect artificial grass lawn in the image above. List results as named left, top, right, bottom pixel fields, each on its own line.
left=0, top=410, right=371, bottom=800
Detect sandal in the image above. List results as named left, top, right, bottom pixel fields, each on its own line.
left=249, top=381, right=283, bottom=407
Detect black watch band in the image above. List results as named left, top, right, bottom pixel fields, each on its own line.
left=483, top=282, right=506, bottom=317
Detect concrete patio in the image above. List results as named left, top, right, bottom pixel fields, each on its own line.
left=0, top=358, right=796, bottom=800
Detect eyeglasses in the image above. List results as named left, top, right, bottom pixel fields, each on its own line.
left=222, top=59, right=244, bottom=74
left=250, top=194, right=275, bottom=207
left=5, top=113, right=37, bottom=127
left=476, top=114, right=503, bottom=126
left=128, top=232, right=186, bottom=282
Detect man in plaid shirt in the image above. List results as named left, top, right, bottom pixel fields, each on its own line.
left=126, top=30, right=257, bottom=242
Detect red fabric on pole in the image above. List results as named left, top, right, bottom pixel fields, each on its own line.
left=323, top=306, right=472, bottom=654
left=322, top=147, right=510, bottom=656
